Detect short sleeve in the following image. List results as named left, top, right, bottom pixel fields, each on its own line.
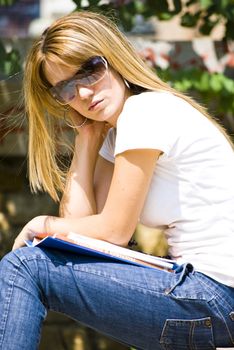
left=99, top=127, right=116, bottom=163
left=114, top=91, right=183, bottom=156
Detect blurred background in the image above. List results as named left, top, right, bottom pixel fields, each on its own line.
left=0, top=0, right=234, bottom=349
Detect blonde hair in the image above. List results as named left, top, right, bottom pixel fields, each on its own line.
left=24, top=10, right=232, bottom=201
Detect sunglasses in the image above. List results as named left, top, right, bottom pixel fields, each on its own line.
left=49, top=56, right=108, bottom=105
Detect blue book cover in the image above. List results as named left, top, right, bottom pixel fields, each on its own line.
left=26, top=233, right=179, bottom=272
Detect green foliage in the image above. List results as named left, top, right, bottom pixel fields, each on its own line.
left=0, top=40, right=21, bottom=76
left=183, top=0, right=234, bottom=39
left=0, top=0, right=22, bottom=76
left=0, top=0, right=18, bottom=5
left=71, top=0, right=234, bottom=40
left=181, top=11, right=201, bottom=27
left=157, top=67, right=234, bottom=116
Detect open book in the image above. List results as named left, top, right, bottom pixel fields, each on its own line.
left=26, top=232, right=179, bottom=273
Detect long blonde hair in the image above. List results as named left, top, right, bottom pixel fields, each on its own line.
left=24, top=10, right=232, bottom=201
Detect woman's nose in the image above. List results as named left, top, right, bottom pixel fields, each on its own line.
left=77, top=85, right=94, bottom=99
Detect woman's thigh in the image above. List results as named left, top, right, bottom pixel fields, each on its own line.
left=1, top=246, right=234, bottom=350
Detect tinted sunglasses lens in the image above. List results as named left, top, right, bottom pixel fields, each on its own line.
left=54, top=80, right=77, bottom=104
left=78, top=56, right=107, bottom=86
left=50, top=82, right=76, bottom=104
left=50, top=56, right=107, bottom=104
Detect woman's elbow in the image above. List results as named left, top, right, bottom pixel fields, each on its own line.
left=99, top=215, right=136, bottom=247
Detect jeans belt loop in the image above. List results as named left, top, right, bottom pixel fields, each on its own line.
left=165, top=263, right=193, bottom=294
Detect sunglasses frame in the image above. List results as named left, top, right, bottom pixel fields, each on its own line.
left=49, top=56, right=108, bottom=105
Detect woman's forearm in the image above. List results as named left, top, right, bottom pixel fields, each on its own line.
left=43, top=213, right=132, bottom=247
left=59, top=136, right=100, bottom=218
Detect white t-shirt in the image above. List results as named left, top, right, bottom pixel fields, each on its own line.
left=99, top=91, right=234, bottom=288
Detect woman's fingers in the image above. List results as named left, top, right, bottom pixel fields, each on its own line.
left=12, top=228, right=32, bottom=251
left=11, top=216, right=50, bottom=251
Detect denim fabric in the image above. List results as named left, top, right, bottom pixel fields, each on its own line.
left=0, top=246, right=233, bottom=350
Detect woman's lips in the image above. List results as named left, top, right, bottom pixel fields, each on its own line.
left=88, top=99, right=104, bottom=111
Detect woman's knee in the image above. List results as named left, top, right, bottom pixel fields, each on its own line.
left=0, top=246, right=45, bottom=282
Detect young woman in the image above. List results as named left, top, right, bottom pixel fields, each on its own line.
left=0, top=11, right=233, bottom=350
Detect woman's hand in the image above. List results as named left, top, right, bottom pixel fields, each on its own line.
left=12, top=215, right=52, bottom=251
left=67, top=108, right=110, bottom=148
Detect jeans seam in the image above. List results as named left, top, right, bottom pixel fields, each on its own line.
left=0, top=266, right=19, bottom=348
left=18, top=254, right=53, bottom=264
left=197, top=275, right=234, bottom=345
left=109, top=277, right=165, bottom=295
left=197, top=274, right=233, bottom=309
left=209, top=298, right=234, bottom=345
left=74, top=265, right=166, bottom=296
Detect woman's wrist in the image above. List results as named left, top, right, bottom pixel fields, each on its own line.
left=74, top=135, right=102, bottom=166
left=75, top=134, right=102, bottom=152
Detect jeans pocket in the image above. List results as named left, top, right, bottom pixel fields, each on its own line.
left=159, top=317, right=216, bottom=350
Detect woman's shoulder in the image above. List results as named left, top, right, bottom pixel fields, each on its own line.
left=127, top=89, right=172, bottom=101
left=125, top=90, right=187, bottom=110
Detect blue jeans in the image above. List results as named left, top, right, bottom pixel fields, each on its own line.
left=0, top=247, right=233, bottom=350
